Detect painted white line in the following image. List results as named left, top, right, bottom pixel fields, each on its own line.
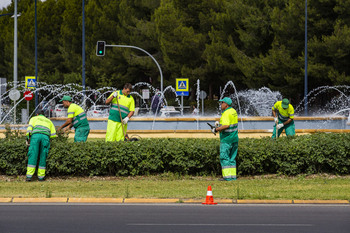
left=128, top=223, right=313, bottom=227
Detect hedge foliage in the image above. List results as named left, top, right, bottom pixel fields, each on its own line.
left=1, top=133, right=350, bottom=177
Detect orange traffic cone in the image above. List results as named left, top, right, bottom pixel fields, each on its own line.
left=202, top=185, right=217, bottom=205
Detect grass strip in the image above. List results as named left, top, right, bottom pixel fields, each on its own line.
left=0, top=174, right=349, bottom=200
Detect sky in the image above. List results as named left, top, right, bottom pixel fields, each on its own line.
left=0, top=0, right=47, bottom=10
left=0, top=0, right=11, bottom=10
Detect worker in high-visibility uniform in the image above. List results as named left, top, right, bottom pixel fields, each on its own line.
left=212, top=97, right=238, bottom=181
left=25, top=110, right=57, bottom=181
left=58, top=96, right=90, bottom=142
left=272, top=98, right=295, bottom=138
left=105, top=83, right=135, bottom=142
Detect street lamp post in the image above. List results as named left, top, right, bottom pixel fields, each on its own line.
left=14, top=0, right=18, bottom=89
left=304, top=0, right=308, bottom=116
left=35, top=0, right=38, bottom=109
left=82, top=0, right=86, bottom=107
left=13, top=0, right=18, bottom=123
left=0, top=7, right=21, bottom=123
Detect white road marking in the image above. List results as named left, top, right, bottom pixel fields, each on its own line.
left=128, top=223, right=313, bottom=227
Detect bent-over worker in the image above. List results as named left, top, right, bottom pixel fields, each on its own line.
left=57, top=96, right=90, bottom=142
left=272, top=98, right=295, bottom=138
left=26, top=109, right=57, bottom=181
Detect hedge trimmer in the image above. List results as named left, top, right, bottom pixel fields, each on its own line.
left=207, top=122, right=216, bottom=136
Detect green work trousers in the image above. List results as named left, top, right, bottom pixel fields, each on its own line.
left=26, top=133, right=50, bottom=180
left=74, top=125, right=90, bottom=142
left=220, top=141, right=238, bottom=181
left=105, top=120, right=127, bottom=142
left=272, top=120, right=295, bottom=139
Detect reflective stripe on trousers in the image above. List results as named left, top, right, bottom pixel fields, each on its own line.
left=222, top=166, right=237, bottom=180
left=26, top=133, right=50, bottom=179
left=220, top=141, right=238, bottom=181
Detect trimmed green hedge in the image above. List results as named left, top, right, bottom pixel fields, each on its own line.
left=1, top=133, right=350, bottom=176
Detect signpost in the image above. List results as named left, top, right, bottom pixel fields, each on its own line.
left=0, top=78, right=6, bottom=119
left=199, top=90, right=207, bottom=115
left=176, top=78, right=189, bottom=115
left=24, top=91, right=33, bottom=123
left=9, top=89, right=20, bottom=101
left=25, top=76, right=36, bottom=89
left=9, top=89, right=20, bottom=124
left=24, top=91, right=33, bottom=101
left=142, top=89, right=150, bottom=99
left=175, top=78, right=189, bottom=96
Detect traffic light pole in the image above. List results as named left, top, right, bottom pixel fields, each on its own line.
left=105, top=44, right=164, bottom=93
left=35, top=0, right=38, bottom=110
left=82, top=0, right=86, bottom=107
left=13, top=0, right=18, bottom=123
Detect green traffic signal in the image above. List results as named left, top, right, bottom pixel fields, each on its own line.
left=96, top=41, right=105, bottom=56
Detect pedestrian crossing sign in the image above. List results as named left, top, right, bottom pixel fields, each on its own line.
left=176, top=78, right=189, bottom=96
left=25, top=76, right=37, bottom=89
left=176, top=78, right=188, bottom=91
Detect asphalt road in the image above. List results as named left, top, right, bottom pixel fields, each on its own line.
left=0, top=204, right=349, bottom=233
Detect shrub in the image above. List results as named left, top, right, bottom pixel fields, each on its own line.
left=1, top=133, right=350, bottom=176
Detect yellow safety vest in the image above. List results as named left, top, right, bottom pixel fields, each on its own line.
left=219, top=107, right=239, bottom=143
left=26, top=115, right=57, bottom=138
left=272, top=101, right=294, bottom=122
left=108, top=90, right=135, bottom=122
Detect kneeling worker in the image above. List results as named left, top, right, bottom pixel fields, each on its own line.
left=58, top=96, right=90, bottom=142
left=212, top=97, right=239, bottom=181
left=26, top=109, right=57, bottom=181
left=272, top=98, right=295, bottom=138
left=105, top=83, right=135, bottom=142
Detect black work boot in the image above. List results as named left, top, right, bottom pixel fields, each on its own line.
left=25, top=177, right=32, bottom=182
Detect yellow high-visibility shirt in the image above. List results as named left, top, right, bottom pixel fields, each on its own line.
left=26, top=115, right=57, bottom=138
left=108, top=90, right=135, bottom=122
left=67, top=103, right=89, bottom=128
left=219, top=107, right=239, bottom=143
left=272, top=101, right=294, bottom=122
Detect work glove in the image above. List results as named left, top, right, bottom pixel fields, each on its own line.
left=122, top=117, right=129, bottom=124
left=26, top=138, right=30, bottom=147
left=274, top=117, right=278, bottom=125
left=211, top=127, right=217, bottom=134
left=113, top=91, right=118, bottom=98
left=215, top=121, right=220, bottom=127
left=276, top=123, right=284, bottom=130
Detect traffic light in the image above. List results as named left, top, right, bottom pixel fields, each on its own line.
left=96, top=41, right=106, bottom=56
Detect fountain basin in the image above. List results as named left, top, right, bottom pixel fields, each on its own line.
left=50, top=116, right=349, bottom=130
left=1, top=116, right=349, bottom=139
left=1, top=128, right=350, bottom=139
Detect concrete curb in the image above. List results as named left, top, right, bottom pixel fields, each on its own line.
left=12, top=198, right=68, bottom=203
left=237, top=200, right=293, bottom=204
left=68, top=198, right=123, bottom=203
left=124, top=198, right=179, bottom=203
left=293, top=200, right=349, bottom=204
left=0, top=198, right=12, bottom=203
left=1, top=198, right=349, bottom=204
